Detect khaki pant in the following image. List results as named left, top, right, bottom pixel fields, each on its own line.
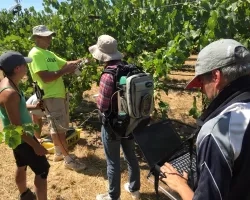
left=43, top=98, right=69, bottom=134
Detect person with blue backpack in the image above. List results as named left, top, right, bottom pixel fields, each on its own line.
left=89, top=35, right=141, bottom=200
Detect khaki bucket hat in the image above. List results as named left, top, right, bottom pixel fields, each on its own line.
left=88, top=35, right=123, bottom=62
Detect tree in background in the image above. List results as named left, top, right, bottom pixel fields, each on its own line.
left=0, top=0, right=249, bottom=117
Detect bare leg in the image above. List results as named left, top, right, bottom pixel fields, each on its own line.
left=15, top=166, right=28, bottom=194
left=34, top=175, right=47, bottom=200
left=51, top=133, right=68, bottom=156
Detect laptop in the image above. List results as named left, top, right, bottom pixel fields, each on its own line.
left=133, top=120, right=182, bottom=168
left=133, top=119, right=196, bottom=199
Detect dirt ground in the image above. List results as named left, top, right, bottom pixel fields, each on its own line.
left=0, top=58, right=201, bottom=200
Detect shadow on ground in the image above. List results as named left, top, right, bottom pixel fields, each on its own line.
left=76, top=137, right=101, bottom=151
left=71, top=99, right=101, bottom=132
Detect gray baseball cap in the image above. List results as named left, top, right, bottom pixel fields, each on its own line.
left=0, top=51, right=32, bottom=73
left=186, top=39, right=250, bottom=89
left=30, top=25, right=56, bottom=39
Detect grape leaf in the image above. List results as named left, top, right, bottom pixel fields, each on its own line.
left=3, top=130, right=11, bottom=144
left=3, top=125, right=16, bottom=132
left=22, top=123, right=36, bottom=133
left=15, top=126, right=23, bottom=135
left=8, top=130, right=21, bottom=149
left=0, top=123, right=38, bottom=148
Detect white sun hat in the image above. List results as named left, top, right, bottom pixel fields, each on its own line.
left=88, top=35, right=123, bottom=62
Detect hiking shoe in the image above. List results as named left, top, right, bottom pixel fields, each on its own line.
left=53, top=153, right=78, bottom=162
left=53, top=153, right=64, bottom=162
left=64, top=160, right=86, bottom=172
left=96, top=193, right=120, bottom=200
left=19, top=188, right=36, bottom=200
left=124, top=182, right=140, bottom=200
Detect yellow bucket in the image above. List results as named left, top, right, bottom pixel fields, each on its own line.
left=41, top=128, right=81, bottom=154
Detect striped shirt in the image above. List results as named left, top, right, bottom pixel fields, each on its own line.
left=194, top=102, right=250, bottom=200
left=97, top=65, right=117, bottom=112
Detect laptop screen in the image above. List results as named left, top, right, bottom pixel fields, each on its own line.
left=133, top=120, right=182, bottom=168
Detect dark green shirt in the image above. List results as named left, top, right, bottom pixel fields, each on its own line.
left=0, top=87, right=34, bottom=137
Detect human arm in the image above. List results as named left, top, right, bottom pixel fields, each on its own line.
left=66, top=59, right=82, bottom=66
left=37, top=58, right=82, bottom=82
left=161, top=122, right=233, bottom=200
left=2, top=89, right=47, bottom=155
left=97, top=73, right=114, bottom=112
left=30, top=51, right=81, bottom=83
left=26, top=101, right=44, bottom=111
left=160, top=163, right=194, bottom=200
left=26, top=103, right=38, bottom=110
left=36, top=69, right=64, bottom=83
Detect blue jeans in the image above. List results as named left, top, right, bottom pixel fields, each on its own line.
left=101, top=125, right=140, bottom=200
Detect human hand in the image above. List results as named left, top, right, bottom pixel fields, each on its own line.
left=160, top=162, right=189, bottom=192
left=33, top=144, right=48, bottom=156
left=62, top=62, right=78, bottom=74
left=75, top=59, right=83, bottom=64
left=68, top=59, right=82, bottom=65
left=81, top=58, right=90, bottom=64
left=34, top=101, right=44, bottom=110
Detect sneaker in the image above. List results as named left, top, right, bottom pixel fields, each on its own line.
left=53, top=153, right=64, bottom=162
left=96, top=193, right=120, bottom=200
left=54, top=153, right=77, bottom=162
left=124, top=183, right=140, bottom=200
left=19, top=188, right=36, bottom=200
left=64, top=160, right=86, bottom=172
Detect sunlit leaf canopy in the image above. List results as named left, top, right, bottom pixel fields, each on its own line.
left=0, top=0, right=249, bottom=115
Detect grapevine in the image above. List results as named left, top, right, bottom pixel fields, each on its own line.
left=0, top=0, right=249, bottom=115
left=0, top=123, right=39, bottom=149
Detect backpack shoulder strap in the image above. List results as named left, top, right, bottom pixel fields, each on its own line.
left=100, top=66, right=120, bottom=90
left=101, top=67, right=117, bottom=77
left=100, top=67, right=118, bottom=82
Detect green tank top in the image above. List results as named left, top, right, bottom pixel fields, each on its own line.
left=0, top=87, right=34, bottom=136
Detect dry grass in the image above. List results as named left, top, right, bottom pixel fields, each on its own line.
left=0, top=58, right=202, bottom=200
left=0, top=132, right=170, bottom=200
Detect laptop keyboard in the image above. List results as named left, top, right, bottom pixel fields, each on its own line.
left=169, top=152, right=196, bottom=174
